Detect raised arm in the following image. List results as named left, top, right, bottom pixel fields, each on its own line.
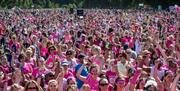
left=156, top=42, right=168, bottom=60
left=170, top=69, right=180, bottom=91
left=76, top=65, right=87, bottom=82
left=153, top=60, right=164, bottom=91
left=129, top=68, right=141, bottom=91
left=56, top=71, right=64, bottom=91
left=99, top=55, right=105, bottom=73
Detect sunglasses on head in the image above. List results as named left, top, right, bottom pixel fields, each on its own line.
left=116, top=80, right=125, bottom=84
left=28, top=87, right=37, bottom=90
left=100, top=83, right=108, bottom=86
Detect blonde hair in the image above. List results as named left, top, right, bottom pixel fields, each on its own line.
left=47, top=80, right=58, bottom=91
left=66, top=85, right=77, bottom=91
left=92, top=45, right=101, bottom=54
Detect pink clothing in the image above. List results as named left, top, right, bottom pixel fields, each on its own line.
left=121, top=37, right=128, bottom=44
left=166, top=40, right=173, bottom=48
left=109, top=35, right=114, bottom=44
left=32, top=68, right=49, bottom=77
left=46, top=55, right=57, bottom=65
left=64, top=34, right=72, bottom=43
left=64, top=70, right=74, bottom=79
left=40, top=47, right=48, bottom=56
left=106, top=71, right=118, bottom=84
left=90, top=56, right=101, bottom=66
left=129, top=69, right=141, bottom=84
left=22, top=62, right=33, bottom=74
left=85, top=74, right=99, bottom=91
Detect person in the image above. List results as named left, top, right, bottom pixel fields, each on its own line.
left=80, top=84, right=90, bottom=91
left=76, top=64, right=100, bottom=90
left=66, top=77, right=77, bottom=91
left=0, top=8, right=179, bottom=91
left=114, top=76, right=126, bottom=91
left=90, top=45, right=104, bottom=69
left=61, top=61, right=74, bottom=79
left=24, top=80, right=43, bottom=91
left=66, top=85, right=78, bottom=91
left=75, top=53, right=88, bottom=89
left=10, top=84, right=24, bottom=91
left=47, top=80, right=58, bottom=91
left=153, top=59, right=179, bottom=91
left=136, top=78, right=146, bottom=91
left=64, top=49, right=77, bottom=69
left=99, top=78, right=109, bottom=91
left=106, top=60, right=118, bottom=89
left=46, top=71, right=64, bottom=91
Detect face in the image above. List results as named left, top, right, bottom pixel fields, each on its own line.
left=110, top=62, right=118, bottom=71
left=68, top=79, right=76, bottom=86
left=50, top=48, right=56, bottom=54
left=27, top=83, right=38, bottom=91
left=90, top=67, right=99, bottom=77
left=48, top=81, right=58, bottom=91
left=63, top=65, right=69, bottom=70
left=66, top=54, right=72, bottom=59
left=146, top=85, right=157, bottom=91
left=26, top=51, right=32, bottom=58
left=82, top=85, right=90, bottom=91
left=38, top=60, right=44, bottom=67
left=165, top=72, right=173, bottom=82
left=116, top=79, right=125, bottom=88
left=139, top=79, right=146, bottom=87
left=137, top=56, right=143, bottom=64
left=99, top=79, right=109, bottom=90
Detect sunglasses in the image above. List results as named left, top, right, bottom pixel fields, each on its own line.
left=116, top=80, right=125, bottom=84
left=28, top=87, right=37, bottom=90
left=100, top=83, right=108, bottom=86
left=50, top=85, right=56, bottom=88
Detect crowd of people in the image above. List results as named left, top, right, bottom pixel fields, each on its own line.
left=0, top=8, right=180, bottom=91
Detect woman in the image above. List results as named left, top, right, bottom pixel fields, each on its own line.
left=66, top=85, right=78, bottom=91
left=45, top=45, right=59, bottom=70
left=76, top=64, right=100, bottom=90
left=24, top=80, right=43, bottom=91
left=90, top=45, right=105, bottom=71
left=46, top=71, right=64, bottom=91
left=32, top=57, right=49, bottom=88
left=10, top=84, right=24, bottom=91
left=66, top=77, right=77, bottom=90
left=153, top=59, right=178, bottom=91
left=47, top=80, right=58, bottom=91
left=99, top=78, right=109, bottom=91
left=32, top=57, right=49, bottom=78
left=114, top=76, right=126, bottom=91
left=10, top=68, right=25, bottom=86
left=81, top=84, right=90, bottom=91
left=136, top=78, right=146, bottom=91
left=106, top=60, right=118, bottom=87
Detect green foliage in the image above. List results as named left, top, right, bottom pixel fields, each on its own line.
left=0, top=0, right=179, bottom=9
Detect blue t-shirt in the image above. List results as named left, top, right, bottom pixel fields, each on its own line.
left=75, top=64, right=88, bottom=89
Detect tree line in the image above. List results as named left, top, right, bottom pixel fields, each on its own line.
left=0, top=0, right=179, bottom=9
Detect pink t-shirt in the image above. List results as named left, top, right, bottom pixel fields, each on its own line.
left=166, top=40, right=173, bottom=48
left=22, top=62, right=33, bottom=74
left=106, top=71, right=118, bottom=84
left=64, top=70, right=74, bottom=79
left=64, top=34, right=72, bottom=43
left=85, top=74, right=99, bottom=91
left=32, top=67, right=49, bottom=77
left=46, top=54, right=57, bottom=65
left=90, top=56, right=101, bottom=66
left=121, top=37, right=128, bottom=44
left=40, top=47, right=48, bottom=56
